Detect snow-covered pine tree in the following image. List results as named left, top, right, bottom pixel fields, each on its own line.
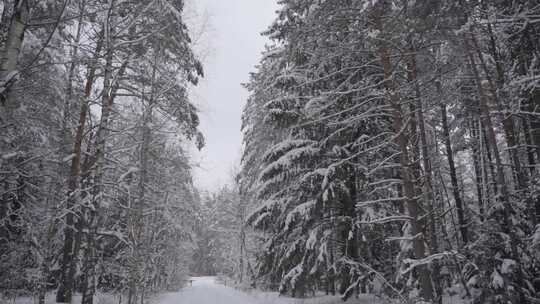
left=240, top=0, right=540, bottom=303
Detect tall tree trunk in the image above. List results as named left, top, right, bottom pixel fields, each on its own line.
left=468, top=117, right=485, bottom=221
left=0, top=0, right=28, bottom=104
left=81, top=4, right=116, bottom=299
left=521, top=25, right=540, bottom=225
left=523, top=117, right=536, bottom=175
left=529, top=90, right=540, bottom=164
left=465, top=35, right=527, bottom=303
left=0, top=0, right=28, bottom=71
left=80, top=214, right=97, bottom=304
left=470, top=30, right=527, bottom=190
left=481, top=121, right=498, bottom=196
left=374, top=9, right=433, bottom=297
left=56, top=5, right=94, bottom=302
left=80, top=50, right=133, bottom=304
left=410, top=50, right=442, bottom=303
left=341, top=170, right=359, bottom=298
left=439, top=100, right=468, bottom=245
left=127, top=47, right=159, bottom=304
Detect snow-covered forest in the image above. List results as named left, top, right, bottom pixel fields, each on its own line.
left=239, top=0, right=540, bottom=303
left=1, top=0, right=540, bottom=304
left=1, top=0, right=203, bottom=303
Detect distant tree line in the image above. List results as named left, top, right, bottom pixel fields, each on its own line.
left=190, top=185, right=255, bottom=285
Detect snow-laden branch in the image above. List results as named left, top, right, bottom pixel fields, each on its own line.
left=401, top=251, right=465, bottom=276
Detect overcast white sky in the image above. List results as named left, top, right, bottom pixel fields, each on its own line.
left=187, top=1, right=279, bottom=191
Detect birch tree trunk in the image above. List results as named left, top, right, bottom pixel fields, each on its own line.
left=0, top=0, right=28, bottom=92
left=81, top=2, right=116, bottom=300
left=0, top=0, right=28, bottom=124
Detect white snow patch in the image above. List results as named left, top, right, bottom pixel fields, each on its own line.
left=2, top=152, right=18, bottom=160
left=500, top=259, right=516, bottom=274
left=63, top=153, right=76, bottom=162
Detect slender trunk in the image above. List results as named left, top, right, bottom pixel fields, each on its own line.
left=409, top=50, right=442, bottom=303
left=127, top=94, right=152, bottom=304
left=80, top=216, right=97, bottom=304
left=465, top=36, right=527, bottom=303
left=0, top=0, right=27, bottom=123
left=338, top=168, right=358, bottom=299
left=439, top=181, right=472, bottom=297
left=466, top=39, right=509, bottom=210
left=0, top=0, right=28, bottom=71
left=374, top=14, right=433, bottom=297
left=439, top=100, right=468, bottom=245
left=329, top=241, right=335, bottom=296
left=56, top=5, right=92, bottom=302
left=389, top=89, right=433, bottom=302
left=468, top=117, right=485, bottom=221
left=127, top=48, right=158, bottom=304
left=239, top=214, right=246, bottom=283
left=81, top=5, right=116, bottom=300
left=522, top=109, right=539, bottom=227
left=470, top=31, right=526, bottom=190
left=482, top=121, right=498, bottom=195
left=529, top=88, right=540, bottom=225
left=529, top=87, right=540, bottom=166
left=128, top=282, right=136, bottom=304
left=524, top=44, right=540, bottom=225
left=38, top=256, right=50, bottom=304
left=0, top=0, right=28, bottom=104
left=56, top=214, right=75, bottom=303
left=523, top=118, right=536, bottom=175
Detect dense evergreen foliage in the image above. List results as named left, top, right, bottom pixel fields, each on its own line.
left=240, top=1, right=540, bottom=303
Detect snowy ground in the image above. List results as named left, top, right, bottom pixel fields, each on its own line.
left=7, top=277, right=376, bottom=304
left=8, top=277, right=464, bottom=304
left=10, top=293, right=118, bottom=304
left=155, top=276, right=380, bottom=304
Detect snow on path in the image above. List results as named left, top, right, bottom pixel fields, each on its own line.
left=155, top=276, right=379, bottom=304
left=156, top=277, right=262, bottom=304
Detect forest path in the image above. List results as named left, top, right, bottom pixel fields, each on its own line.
left=155, top=276, right=380, bottom=304
left=156, top=276, right=264, bottom=304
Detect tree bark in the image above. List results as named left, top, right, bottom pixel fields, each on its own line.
left=0, top=0, right=28, bottom=72
left=439, top=100, right=468, bottom=245
left=465, top=35, right=527, bottom=303
left=374, top=10, right=433, bottom=297
left=57, top=25, right=102, bottom=304
left=0, top=0, right=28, bottom=107
left=470, top=31, right=527, bottom=190
left=81, top=3, right=116, bottom=300
left=410, top=50, right=442, bottom=304
left=468, top=117, right=485, bottom=221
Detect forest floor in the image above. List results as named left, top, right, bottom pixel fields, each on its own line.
left=8, top=277, right=466, bottom=304
left=155, top=276, right=380, bottom=304
left=8, top=277, right=380, bottom=304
